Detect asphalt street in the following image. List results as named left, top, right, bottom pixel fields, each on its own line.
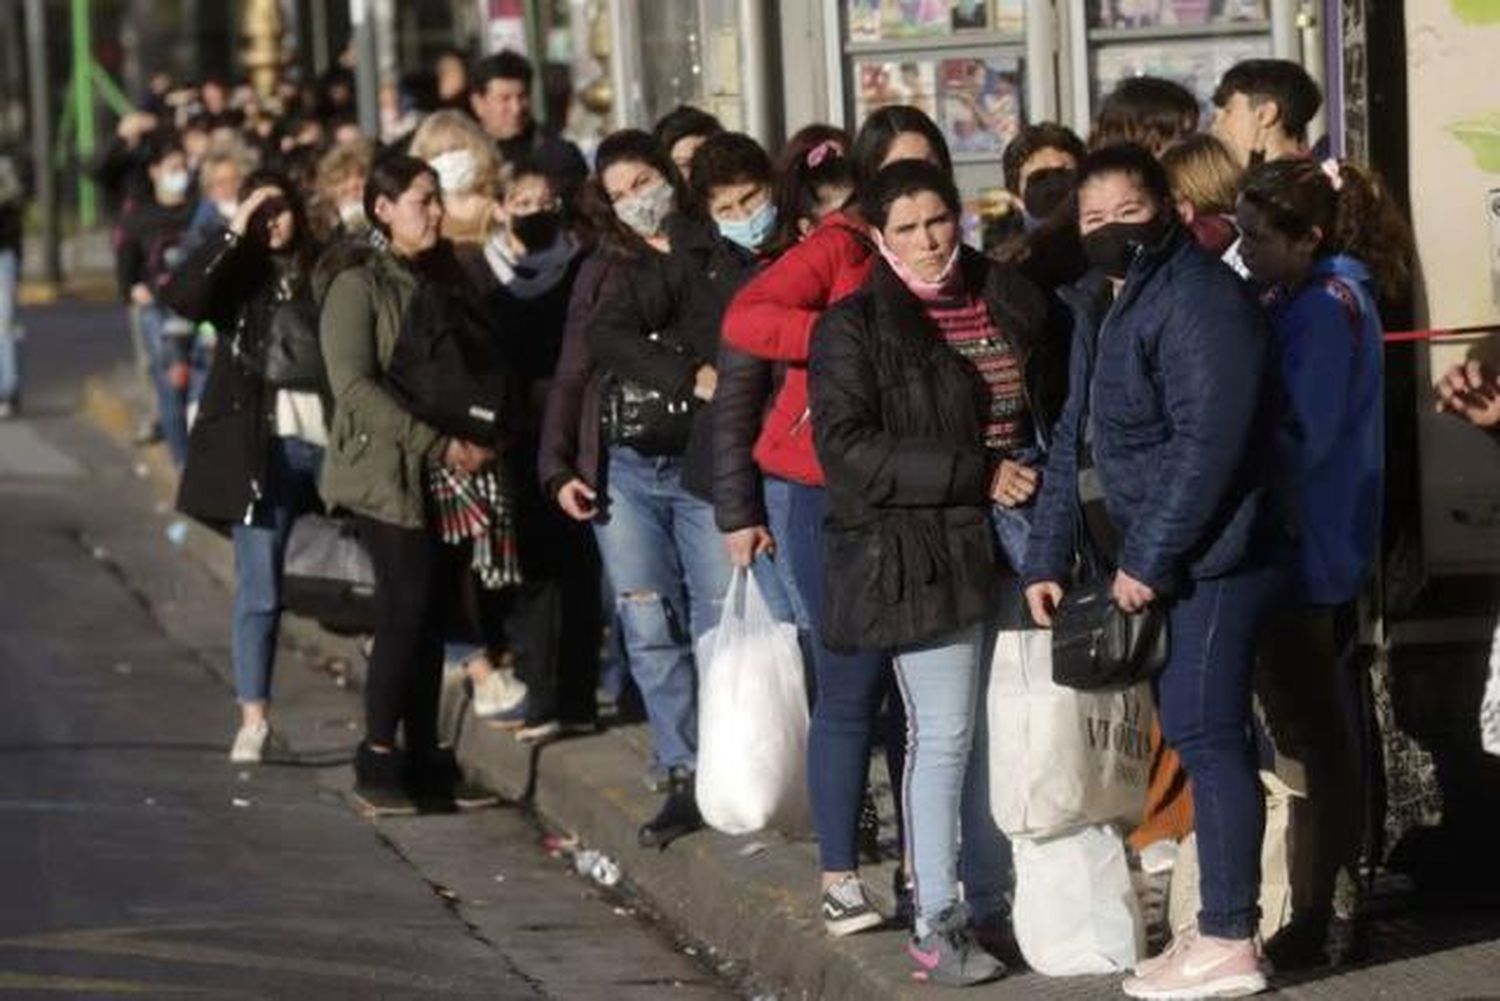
left=0, top=300, right=737, bottom=1000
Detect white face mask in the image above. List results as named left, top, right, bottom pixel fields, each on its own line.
left=214, top=199, right=239, bottom=220
left=338, top=200, right=368, bottom=229
left=428, top=149, right=477, bottom=195
left=613, top=179, right=675, bottom=239
left=158, top=170, right=190, bottom=199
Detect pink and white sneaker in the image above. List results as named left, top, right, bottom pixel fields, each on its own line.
left=1122, top=933, right=1267, bottom=999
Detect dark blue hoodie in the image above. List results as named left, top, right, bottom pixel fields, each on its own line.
left=1265, top=254, right=1383, bottom=605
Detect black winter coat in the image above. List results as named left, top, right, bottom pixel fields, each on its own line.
left=587, top=215, right=760, bottom=500
left=808, top=248, right=1049, bottom=653
left=161, top=230, right=323, bottom=530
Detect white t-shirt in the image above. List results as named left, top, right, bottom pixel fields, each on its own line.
left=274, top=389, right=328, bottom=447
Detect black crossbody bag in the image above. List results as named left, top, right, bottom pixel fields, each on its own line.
left=1051, top=321, right=1169, bottom=692
left=599, top=332, right=699, bottom=457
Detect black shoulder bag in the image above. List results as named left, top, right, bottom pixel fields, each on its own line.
left=599, top=332, right=699, bottom=457
left=1050, top=322, right=1170, bottom=692
left=384, top=281, right=512, bottom=445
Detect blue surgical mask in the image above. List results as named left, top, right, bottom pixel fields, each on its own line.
left=716, top=199, right=777, bottom=252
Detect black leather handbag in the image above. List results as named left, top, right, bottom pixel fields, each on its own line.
left=600, top=333, right=698, bottom=457
left=1051, top=579, right=1169, bottom=691
left=261, top=296, right=326, bottom=390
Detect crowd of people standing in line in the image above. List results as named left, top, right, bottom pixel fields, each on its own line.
left=84, top=44, right=1500, bottom=998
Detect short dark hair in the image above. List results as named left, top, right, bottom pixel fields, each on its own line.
left=688, top=132, right=772, bottom=212
left=363, top=153, right=438, bottom=237
left=1076, top=143, right=1174, bottom=209
left=1091, top=77, right=1199, bottom=155
left=1002, top=122, right=1087, bottom=193
left=470, top=50, right=533, bottom=97
left=652, top=105, right=724, bottom=158
left=859, top=158, right=961, bottom=231
left=1212, top=59, right=1322, bottom=142
left=850, top=105, right=953, bottom=196
left=143, top=132, right=186, bottom=167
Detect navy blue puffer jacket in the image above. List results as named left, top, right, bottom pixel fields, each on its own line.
left=1023, top=226, right=1274, bottom=595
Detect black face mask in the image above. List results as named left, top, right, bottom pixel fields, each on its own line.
left=1022, top=168, right=1076, bottom=222
left=511, top=209, right=562, bottom=252
left=1082, top=218, right=1169, bottom=280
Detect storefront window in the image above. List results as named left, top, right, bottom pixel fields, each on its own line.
left=1086, top=0, right=1268, bottom=31
left=635, top=0, right=745, bottom=130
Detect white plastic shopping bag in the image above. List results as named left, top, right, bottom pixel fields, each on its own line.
left=694, top=568, right=811, bottom=835
left=1012, top=824, right=1145, bottom=975
left=988, top=629, right=1154, bottom=838
left=1482, top=614, right=1500, bottom=757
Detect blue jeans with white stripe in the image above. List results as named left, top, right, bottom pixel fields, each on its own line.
left=893, top=623, right=1010, bottom=935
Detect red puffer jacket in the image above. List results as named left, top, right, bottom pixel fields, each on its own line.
left=721, top=211, right=873, bottom=485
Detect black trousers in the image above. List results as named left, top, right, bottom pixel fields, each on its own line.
left=358, top=516, right=455, bottom=753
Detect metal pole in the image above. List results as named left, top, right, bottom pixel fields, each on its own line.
left=70, top=0, right=96, bottom=228
left=311, top=0, right=329, bottom=77
left=350, top=0, right=379, bottom=138
left=24, top=0, right=60, bottom=283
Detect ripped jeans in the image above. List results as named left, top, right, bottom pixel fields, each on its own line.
left=592, top=446, right=733, bottom=772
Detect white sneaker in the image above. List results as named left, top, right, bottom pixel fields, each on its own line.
left=472, top=666, right=529, bottom=718
left=230, top=720, right=270, bottom=763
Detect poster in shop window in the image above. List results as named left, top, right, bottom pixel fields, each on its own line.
left=1085, top=0, right=1267, bottom=29
left=855, top=59, right=939, bottom=120
left=1090, top=36, right=1269, bottom=122
left=937, top=58, right=1024, bottom=154
left=848, top=0, right=953, bottom=42
left=1406, top=0, right=1500, bottom=574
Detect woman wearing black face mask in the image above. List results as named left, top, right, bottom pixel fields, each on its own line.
left=1022, top=144, right=1284, bottom=999
left=451, top=160, right=596, bottom=742
left=989, top=123, right=1089, bottom=296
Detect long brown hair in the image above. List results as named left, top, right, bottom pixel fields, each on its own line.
left=1238, top=157, right=1413, bottom=300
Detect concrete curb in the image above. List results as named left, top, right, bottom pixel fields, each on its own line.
left=78, top=366, right=1120, bottom=1001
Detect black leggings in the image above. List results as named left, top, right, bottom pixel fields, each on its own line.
left=359, top=516, right=454, bottom=753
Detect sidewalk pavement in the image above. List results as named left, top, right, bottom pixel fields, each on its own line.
left=81, top=359, right=1500, bottom=1001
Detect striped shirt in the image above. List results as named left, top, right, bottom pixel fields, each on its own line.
left=925, top=295, right=1031, bottom=454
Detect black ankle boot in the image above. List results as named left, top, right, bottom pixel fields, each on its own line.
left=638, top=767, right=702, bottom=849
left=352, top=742, right=418, bottom=816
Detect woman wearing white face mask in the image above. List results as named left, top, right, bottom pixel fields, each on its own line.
left=579, top=128, right=771, bottom=850
left=312, top=140, right=376, bottom=242
left=409, top=111, right=505, bottom=244
left=116, top=137, right=202, bottom=469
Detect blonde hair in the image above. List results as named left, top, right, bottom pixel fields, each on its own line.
left=315, top=138, right=376, bottom=192
left=1160, top=134, right=1242, bottom=216
left=408, top=110, right=503, bottom=198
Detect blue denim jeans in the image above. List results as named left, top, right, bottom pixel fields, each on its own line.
left=893, top=624, right=1008, bottom=934
left=781, top=480, right=906, bottom=874
left=230, top=437, right=325, bottom=703
left=0, top=249, right=18, bottom=404
left=1156, top=560, right=1283, bottom=939
left=140, top=303, right=209, bottom=468
left=591, top=447, right=732, bottom=771
left=760, top=476, right=811, bottom=631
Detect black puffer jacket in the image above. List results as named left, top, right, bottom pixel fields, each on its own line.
left=587, top=214, right=760, bottom=500
left=160, top=229, right=324, bottom=530
left=808, top=248, right=1049, bottom=653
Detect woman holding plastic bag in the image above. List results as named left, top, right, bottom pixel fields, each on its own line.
left=808, top=159, right=1046, bottom=987
left=1022, top=145, right=1282, bottom=999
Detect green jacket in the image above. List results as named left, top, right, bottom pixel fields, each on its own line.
left=318, top=247, right=444, bottom=529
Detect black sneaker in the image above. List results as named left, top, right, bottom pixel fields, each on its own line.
left=970, top=911, right=1023, bottom=969
left=822, top=876, right=884, bottom=937
left=351, top=743, right=418, bottom=817
left=907, top=904, right=1006, bottom=987
left=412, top=747, right=496, bottom=811
left=638, top=767, right=702, bottom=849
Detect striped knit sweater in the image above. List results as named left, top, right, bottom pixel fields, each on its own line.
left=924, top=294, right=1031, bottom=454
